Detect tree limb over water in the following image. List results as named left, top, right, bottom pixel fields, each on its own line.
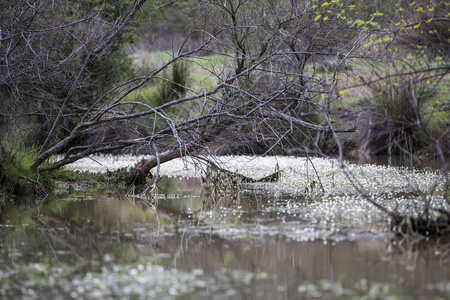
left=0, top=0, right=449, bottom=236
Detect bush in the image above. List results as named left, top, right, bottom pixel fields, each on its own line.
left=358, top=75, right=436, bottom=156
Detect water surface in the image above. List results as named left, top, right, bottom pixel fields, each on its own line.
left=1, top=177, right=449, bottom=299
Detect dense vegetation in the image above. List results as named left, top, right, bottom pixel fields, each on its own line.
left=0, top=0, right=449, bottom=234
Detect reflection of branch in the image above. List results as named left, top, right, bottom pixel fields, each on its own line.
left=131, top=199, right=161, bottom=244
left=32, top=216, right=87, bottom=264
left=171, top=227, right=187, bottom=268
left=139, top=143, right=162, bottom=200
left=133, top=199, right=193, bottom=223
left=18, top=174, right=49, bottom=197
left=389, top=237, right=450, bottom=264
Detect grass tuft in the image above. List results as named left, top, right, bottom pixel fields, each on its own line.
left=0, top=143, right=53, bottom=197
left=358, top=74, right=438, bottom=156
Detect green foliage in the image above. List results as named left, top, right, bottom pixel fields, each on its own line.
left=155, top=61, right=189, bottom=105
left=391, top=0, right=450, bottom=60
left=310, top=0, right=396, bottom=31
left=423, top=76, right=450, bottom=154
left=0, top=0, right=140, bottom=150
left=0, top=144, right=53, bottom=197
left=128, top=58, right=191, bottom=115
left=0, top=151, right=136, bottom=197
left=128, top=52, right=223, bottom=129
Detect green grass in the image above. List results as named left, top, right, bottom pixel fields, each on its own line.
left=0, top=144, right=54, bottom=197
left=0, top=142, right=127, bottom=198
left=422, top=75, right=450, bottom=150
left=122, top=52, right=229, bottom=127
left=128, top=52, right=228, bottom=102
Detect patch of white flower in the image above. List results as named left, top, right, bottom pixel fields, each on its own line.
left=61, top=154, right=149, bottom=174
left=64, top=154, right=445, bottom=197
left=64, top=154, right=447, bottom=231
left=0, top=262, right=267, bottom=299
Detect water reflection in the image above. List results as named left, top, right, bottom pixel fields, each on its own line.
left=0, top=177, right=449, bottom=299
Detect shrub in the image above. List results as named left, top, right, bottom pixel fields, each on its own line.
left=358, top=75, right=436, bottom=156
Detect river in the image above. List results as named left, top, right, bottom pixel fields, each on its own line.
left=0, top=155, right=448, bottom=299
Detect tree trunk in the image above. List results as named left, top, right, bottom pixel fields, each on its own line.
left=124, top=147, right=195, bottom=184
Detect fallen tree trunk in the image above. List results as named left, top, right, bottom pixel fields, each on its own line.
left=123, top=147, right=198, bottom=184
left=124, top=116, right=239, bottom=184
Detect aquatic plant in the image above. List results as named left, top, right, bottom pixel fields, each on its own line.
left=65, top=154, right=443, bottom=196
left=64, top=154, right=449, bottom=237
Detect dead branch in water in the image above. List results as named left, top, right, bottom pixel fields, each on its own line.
left=196, top=156, right=281, bottom=194
left=390, top=212, right=450, bottom=238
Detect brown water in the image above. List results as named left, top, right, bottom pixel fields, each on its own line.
left=0, top=177, right=449, bottom=299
